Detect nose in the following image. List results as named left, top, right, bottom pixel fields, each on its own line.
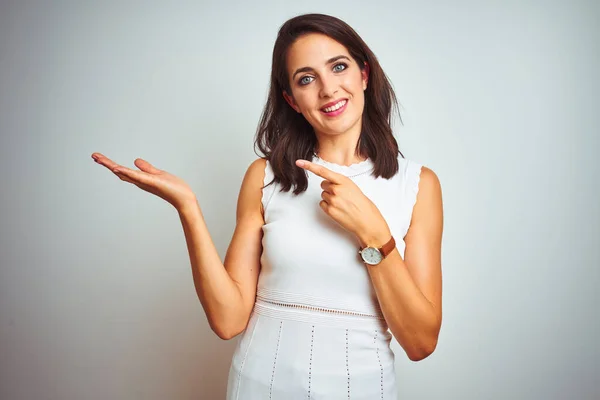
left=319, top=75, right=338, bottom=98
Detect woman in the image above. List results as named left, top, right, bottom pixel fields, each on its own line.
left=92, top=13, right=443, bottom=399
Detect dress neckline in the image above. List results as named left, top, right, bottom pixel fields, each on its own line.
left=311, top=154, right=374, bottom=178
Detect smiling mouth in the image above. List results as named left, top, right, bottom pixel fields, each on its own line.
left=321, top=99, right=348, bottom=113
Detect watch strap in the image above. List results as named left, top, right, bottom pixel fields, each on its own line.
left=379, top=236, right=396, bottom=258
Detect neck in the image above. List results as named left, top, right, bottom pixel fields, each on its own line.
left=313, top=124, right=365, bottom=167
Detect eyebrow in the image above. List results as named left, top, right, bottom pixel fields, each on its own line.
left=292, top=55, right=351, bottom=80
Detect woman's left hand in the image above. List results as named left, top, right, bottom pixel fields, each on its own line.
left=296, top=159, right=390, bottom=246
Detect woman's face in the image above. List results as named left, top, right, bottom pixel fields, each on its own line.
left=284, top=33, right=368, bottom=139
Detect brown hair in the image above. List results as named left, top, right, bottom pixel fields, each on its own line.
left=254, top=13, right=403, bottom=194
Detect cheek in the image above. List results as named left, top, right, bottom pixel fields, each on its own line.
left=341, top=74, right=365, bottom=98
left=295, top=93, right=319, bottom=114
left=347, top=81, right=365, bottom=107
left=351, top=74, right=366, bottom=93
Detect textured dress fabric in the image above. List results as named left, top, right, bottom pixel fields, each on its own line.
left=226, top=153, right=423, bottom=400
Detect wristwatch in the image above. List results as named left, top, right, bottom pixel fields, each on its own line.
left=358, top=236, right=396, bottom=266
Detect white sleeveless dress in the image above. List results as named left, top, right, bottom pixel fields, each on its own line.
left=226, top=153, right=422, bottom=400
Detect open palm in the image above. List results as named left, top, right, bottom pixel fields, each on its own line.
left=92, top=153, right=197, bottom=210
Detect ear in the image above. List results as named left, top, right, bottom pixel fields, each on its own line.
left=283, top=91, right=301, bottom=113
left=362, top=61, right=370, bottom=91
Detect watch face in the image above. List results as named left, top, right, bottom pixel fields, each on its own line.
left=361, top=247, right=383, bottom=265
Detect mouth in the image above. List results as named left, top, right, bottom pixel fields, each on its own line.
left=320, top=99, right=348, bottom=117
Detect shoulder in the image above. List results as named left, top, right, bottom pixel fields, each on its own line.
left=411, top=165, right=443, bottom=226
left=238, top=158, right=268, bottom=217
left=418, top=166, right=441, bottom=194
left=243, top=157, right=268, bottom=187
left=247, top=157, right=268, bottom=174
left=398, top=157, right=440, bottom=192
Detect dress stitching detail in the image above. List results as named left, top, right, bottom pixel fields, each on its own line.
left=347, top=169, right=372, bottom=179
left=307, top=325, right=314, bottom=399
left=258, top=297, right=382, bottom=318
left=269, top=321, right=283, bottom=399
left=346, top=329, right=350, bottom=399
left=375, top=331, right=383, bottom=399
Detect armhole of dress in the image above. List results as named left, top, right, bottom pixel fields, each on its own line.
left=261, top=159, right=277, bottom=221
left=402, top=160, right=423, bottom=238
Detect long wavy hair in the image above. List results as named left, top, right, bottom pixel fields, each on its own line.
left=254, top=13, right=403, bottom=195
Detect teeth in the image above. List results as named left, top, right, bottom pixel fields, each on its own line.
left=323, top=100, right=347, bottom=113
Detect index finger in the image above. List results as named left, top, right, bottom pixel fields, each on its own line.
left=296, top=159, right=344, bottom=184
left=91, top=153, right=122, bottom=172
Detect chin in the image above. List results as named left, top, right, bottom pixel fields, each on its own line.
left=322, top=118, right=361, bottom=136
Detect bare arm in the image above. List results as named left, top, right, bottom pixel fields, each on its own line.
left=294, top=159, right=443, bottom=361
left=178, top=158, right=266, bottom=339
left=92, top=153, right=266, bottom=340
left=362, top=167, right=443, bottom=361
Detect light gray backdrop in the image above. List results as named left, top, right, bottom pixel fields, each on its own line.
left=0, top=1, right=598, bottom=399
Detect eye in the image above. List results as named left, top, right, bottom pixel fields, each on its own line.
left=299, top=76, right=314, bottom=85
left=333, top=63, right=347, bottom=72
